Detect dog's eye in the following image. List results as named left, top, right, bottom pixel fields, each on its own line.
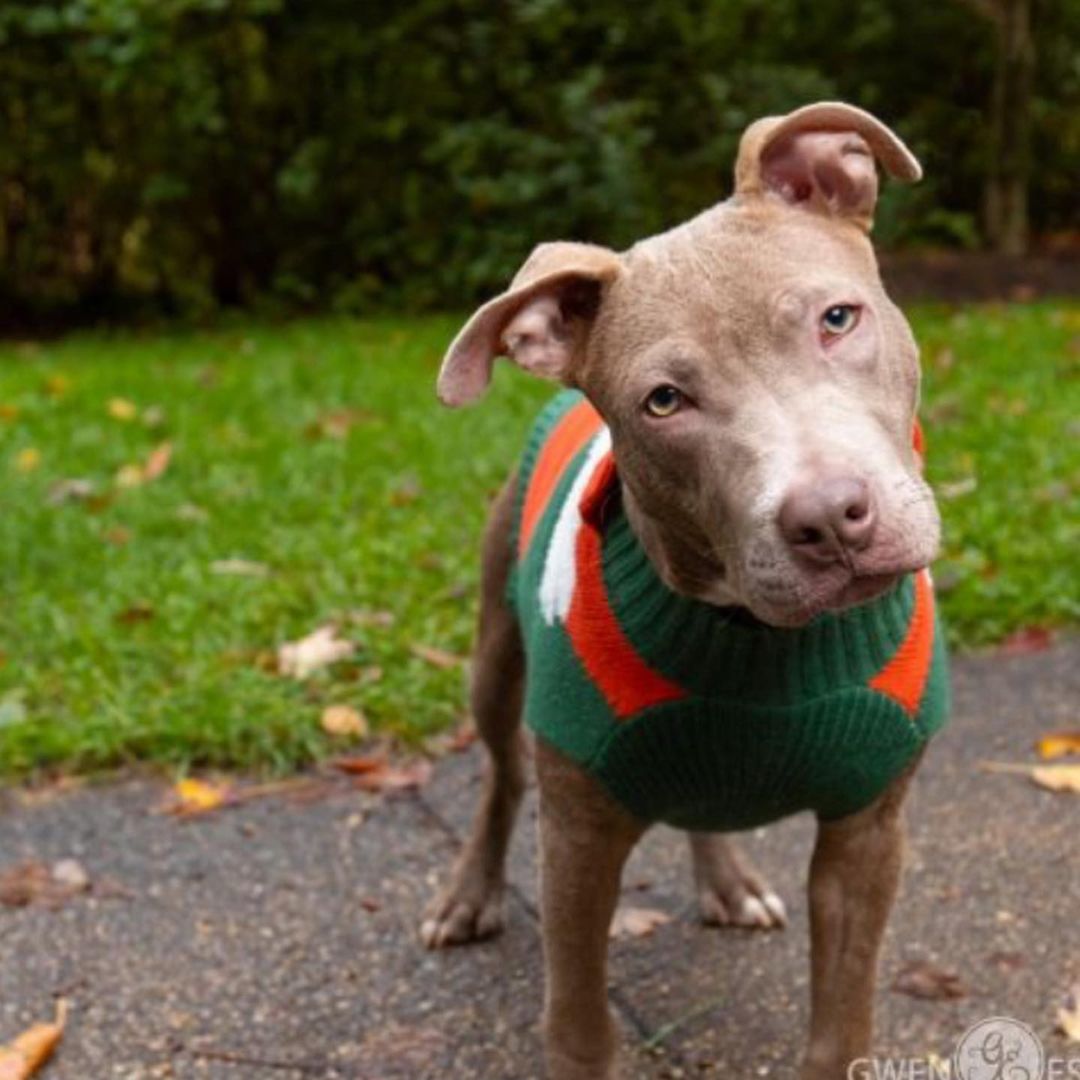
left=821, top=304, right=860, bottom=338
left=644, top=385, right=683, bottom=418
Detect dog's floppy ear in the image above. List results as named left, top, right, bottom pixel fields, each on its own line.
left=437, top=242, right=621, bottom=407
left=733, top=101, right=922, bottom=233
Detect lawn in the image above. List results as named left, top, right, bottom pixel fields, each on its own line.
left=1, top=303, right=1077, bottom=778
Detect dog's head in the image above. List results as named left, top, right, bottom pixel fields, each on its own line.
left=437, top=102, right=940, bottom=628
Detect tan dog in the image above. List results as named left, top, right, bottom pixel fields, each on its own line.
left=424, top=102, right=944, bottom=1080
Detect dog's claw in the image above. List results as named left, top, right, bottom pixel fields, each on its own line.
left=420, top=890, right=506, bottom=949
left=762, top=891, right=788, bottom=927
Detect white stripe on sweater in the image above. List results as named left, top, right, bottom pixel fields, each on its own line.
left=538, top=427, right=612, bottom=626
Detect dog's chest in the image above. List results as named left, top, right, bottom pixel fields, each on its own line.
left=509, top=391, right=950, bottom=831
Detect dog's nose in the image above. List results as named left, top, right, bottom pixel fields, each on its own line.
left=778, top=476, right=876, bottom=565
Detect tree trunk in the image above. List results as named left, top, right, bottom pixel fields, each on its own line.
left=984, top=0, right=1034, bottom=255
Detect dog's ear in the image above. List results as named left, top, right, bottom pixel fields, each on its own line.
left=437, top=242, right=621, bottom=407
left=733, top=101, right=922, bottom=232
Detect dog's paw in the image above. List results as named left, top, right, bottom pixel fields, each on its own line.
left=697, top=879, right=787, bottom=931
left=420, top=884, right=506, bottom=949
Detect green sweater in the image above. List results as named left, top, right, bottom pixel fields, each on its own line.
left=509, top=390, right=949, bottom=832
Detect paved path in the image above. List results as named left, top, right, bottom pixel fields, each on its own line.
left=1, top=643, right=1078, bottom=1079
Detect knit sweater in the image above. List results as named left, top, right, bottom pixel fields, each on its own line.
left=508, top=390, right=949, bottom=832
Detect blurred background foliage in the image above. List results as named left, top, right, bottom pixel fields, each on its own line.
left=1, top=0, right=1076, bottom=325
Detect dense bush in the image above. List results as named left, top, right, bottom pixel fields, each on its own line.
left=0, top=0, right=1075, bottom=323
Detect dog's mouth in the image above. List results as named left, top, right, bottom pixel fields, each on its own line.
left=744, top=567, right=906, bottom=628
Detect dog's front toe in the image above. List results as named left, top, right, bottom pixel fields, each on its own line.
left=698, top=884, right=787, bottom=930
left=420, top=885, right=506, bottom=948
left=690, top=834, right=787, bottom=931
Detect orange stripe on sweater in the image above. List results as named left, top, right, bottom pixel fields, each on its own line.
left=869, top=569, right=935, bottom=717
left=912, top=419, right=925, bottom=460
left=518, top=399, right=604, bottom=557
left=566, top=452, right=686, bottom=718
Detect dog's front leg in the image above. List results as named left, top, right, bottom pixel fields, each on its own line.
left=536, top=740, right=644, bottom=1080
left=801, top=760, right=920, bottom=1080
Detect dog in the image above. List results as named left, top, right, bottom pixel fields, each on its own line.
left=423, top=102, right=950, bottom=1080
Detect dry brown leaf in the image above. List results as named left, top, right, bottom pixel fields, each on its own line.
left=891, top=960, right=968, bottom=1000
left=609, top=906, right=671, bottom=940
left=353, top=759, right=432, bottom=793
left=114, top=442, right=173, bottom=488
left=0, top=999, right=67, bottom=1080
left=1058, top=982, right=1080, bottom=1042
left=0, top=862, right=89, bottom=910
left=320, top=704, right=368, bottom=739
left=142, top=442, right=173, bottom=482
left=115, top=603, right=154, bottom=625
left=305, top=407, right=376, bottom=440
left=409, top=643, right=466, bottom=669
left=103, top=526, right=132, bottom=546
left=278, top=624, right=355, bottom=679
left=1037, top=731, right=1080, bottom=761
left=999, top=626, right=1054, bottom=655
left=449, top=723, right=477, bottom=753
left=331, top=753, right=388, bottom=776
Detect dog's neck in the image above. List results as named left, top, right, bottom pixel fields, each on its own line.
left=620, top=477, right=744, bottom=610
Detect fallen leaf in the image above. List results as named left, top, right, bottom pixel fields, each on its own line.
left=891, top=960, right=968, bottom=1000
left=1032, top=764, right=1080, bottom=793
left=210, top=559, right=269, bottom=577
left=0, top=861, right=89, bottom=909
left=980, top=760, right=1080, bottom=793
left=1059, top=982, right=1080, bottom=1042
left=999, top=626, right=1054, bottom=655
left=0, top=999, right=67, bottom=1080
left=938, top=477, right=977, bottom=499
left=388, top=475, right=421, bottom=506
left=609, top=906, right=672, bottom=940
left=449, top=722, right=477, bottom=753
left=304, top=407, right=376, bottom=440
left=108, top=397, right=137, bottom=421
left=165, top=778, right=232, bottom=816
left=103, top=526, right=132, bottom=546
left=278, top=624, right=355, bottom=679
left=43, top=374, right=70, bottom=398
left=353, top=759, right=432, bottom=793
left=331, top=753, right=388, bottom=776
left=320, top=704, right=369, bottom=738
left=51, top=859, right=89, bottom=892
left=143, top=441, right=172, bottom=481
left=47, top=479, right=95, bottom=505
left=15, top=449, right=40, bottom=473
left=350, top=610, right=395, bottom=629
left=114, top=442, right=173, bottom=488
left=114, top=464, right=144, bottom=488
left=115, top=603, right=154, bottom=625
left=409, top=643, right=466, bottom=669
left=1037, top=731, right=1080, bottom=760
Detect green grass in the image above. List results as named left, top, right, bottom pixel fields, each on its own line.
left=1, top=303, right=1077, bottom=778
